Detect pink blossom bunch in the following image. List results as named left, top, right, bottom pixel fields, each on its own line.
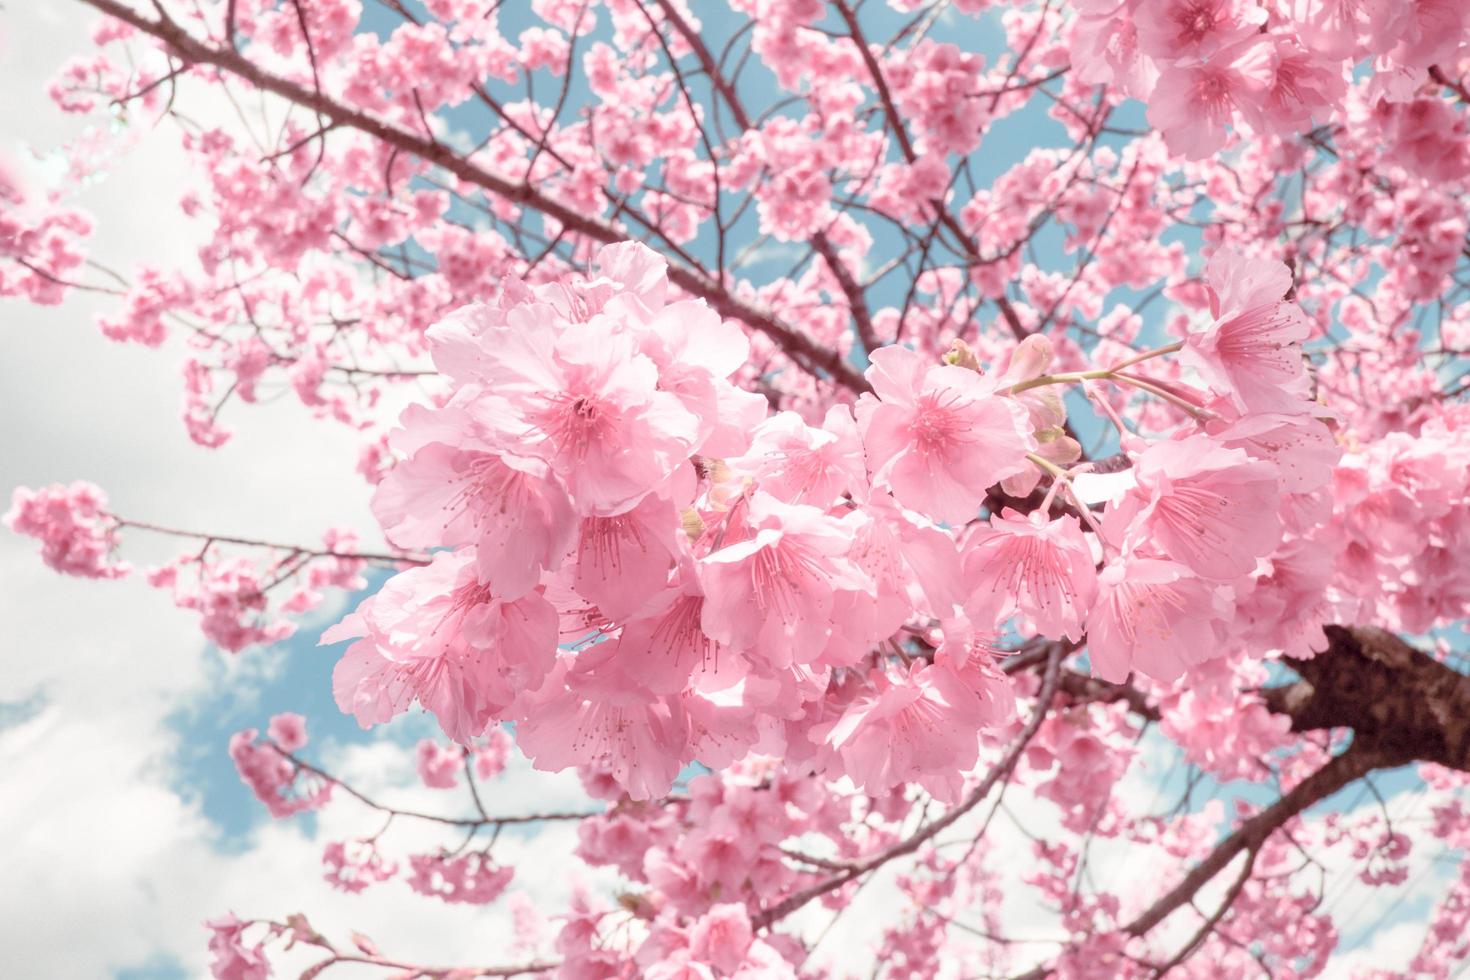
left=228, top=716, right=332, bottom=819
left=1069, top=0, right=1458, bottom=160
left=3, top=481, right=129, bottom=579
left=320, top=241, right=1350, bottom=806
left=406, top=851, right=515, bottom=905
left=204, top=914, right=270, bottom=980
left=415, top=739, right=463, bottom=789
left=321, top=839, right=398, bottom=894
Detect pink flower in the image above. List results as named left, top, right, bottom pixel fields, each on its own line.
left=1183, top=248, right=1313, bottom=412
left=229, top=728, right=332, bottom=819
left=698, top=493, right=871, bottom=668
left=515, top=661, right=689, bottom=800
left=1086, top=556, right=1227, bottom=683
left=821, top=501, right=963, bottom=664
left=571, top=492, right=681, bottom=619
left=4, top=481, right=130, bottom=579
left=322, top=840, right=397, bottom=894
left=1255, top=38, right=1346, bottom=137
left=934, top=617, right=1017, bottom=724
left=815, top=662, right=993, bottom=802
left=466, top=318, right=699, bottom=515
left=962, top=510, right=1098, bottom=642
left=1110, top=435, right=1282, bottom=581
left=1070, top=0, right=1158, bottom=98
left=857, top=344, right=1034, bottom=525
left=688, top=904, right=755, bottom=976
left=416, top=739, right=463, bottom=789
left=371, top=422, right=574, bottom=599
left=326, top=549, right=558, bottom=742
left=1286, top=0, right=1388, bottom=59
left=205, top=914, right=271, bottom=980
left=587, top=240, right=671, bottom=308
left=1146, top=39, right=1273, bottom=159
left=729, top=405, right=866, bottom=508
left=1209, top=410, right=1340, bottom=494
left=603, top=567, right=728, bottom=695
left=1158, top=660, right=1291, bottom=780
left=1134, top=0, right=1265, bottom=63
left=473, top=726, right=513, bottom=781
left=266, top=712, right=308, bottom=752
left=406, top=852, right=514, bottom=904
left=631, top=295, right=767, bottom=460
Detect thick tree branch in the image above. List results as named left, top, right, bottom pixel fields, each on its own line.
left=1261, top=625, right=1470, bottom=772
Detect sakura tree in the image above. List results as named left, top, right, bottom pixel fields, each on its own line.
left=6, top=0, right=1470, bottom=976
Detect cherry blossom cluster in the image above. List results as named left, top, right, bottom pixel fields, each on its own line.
left=3, top=482, right=129, bottom=579
left=405, top=851, right=515, bottom=905
left=320, top=839, right=396, bottom=894
left=1070, top=0, right=1460, bottom=159
left=229, top=713, right=333, bottom=819
left=324, top=239, right=1336, bottom=806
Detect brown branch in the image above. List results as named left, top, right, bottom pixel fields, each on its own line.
left=1260, top=625, right=1470, bottom=773
left=1123, top=742, right=1389, bottom=938
left=75, top=0, right=868, bottom=394
left=653, top=0, right=878, bottom=354
left=1429, top=65, right=1470, bottom=105
left=1149, top=845, right=1258, bottom=976
left=833, top=0, right=915, bottom=164
left=277, top=746, right=598, bottom=829
left=1057, top=669, right=1159, bottom=721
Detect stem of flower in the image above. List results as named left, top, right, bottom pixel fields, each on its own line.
left=1105, top=340, right=1182, bottom=373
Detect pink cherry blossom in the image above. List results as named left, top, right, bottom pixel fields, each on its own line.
left=697, top=492, right=871, bottom=668
left=1087, top=555, right=1227, bottom=683
left=1110, top=434, right=1283, bottom=581
left=729, top=405, right=866, bottom=507
left=266, top=712, right=308, bottom=753
left=1146, top=39, right=1274, bottom=159
left=415, top=739, right=463, bottom=789
left=406, top=852, right=514, bottom=905
left=571, top=491, right=681, bottom=619
left=815, top=662, right=992, bottom=802
left=1183, top=248, right=1314, bottom=413
left=857, top=344, right=1035, bottom=525
left=322, top=839, right=397, bottom=894
left=1133, top=0, right=1265, bottom=63
left=466, top=318, right=699, bottom=516
left=371, top=428, right=574, bottom=599
left=326, top=549, right=558, bottom=742
left=205, top=914, right=271, bottom=980
left=5, top=481, right=130, bottom=579
left=962, top=509, right=1098, bottom=642
left=515, top=660, right=689, bottom=801
left=229, top=726, right=332, bottom=820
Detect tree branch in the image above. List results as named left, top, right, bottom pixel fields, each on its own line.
left=1261, top=625, right=1470, bottom=772
left=76, top=0, right=868, bottom=393
left=1123, top=742, right=1389, bottom=938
